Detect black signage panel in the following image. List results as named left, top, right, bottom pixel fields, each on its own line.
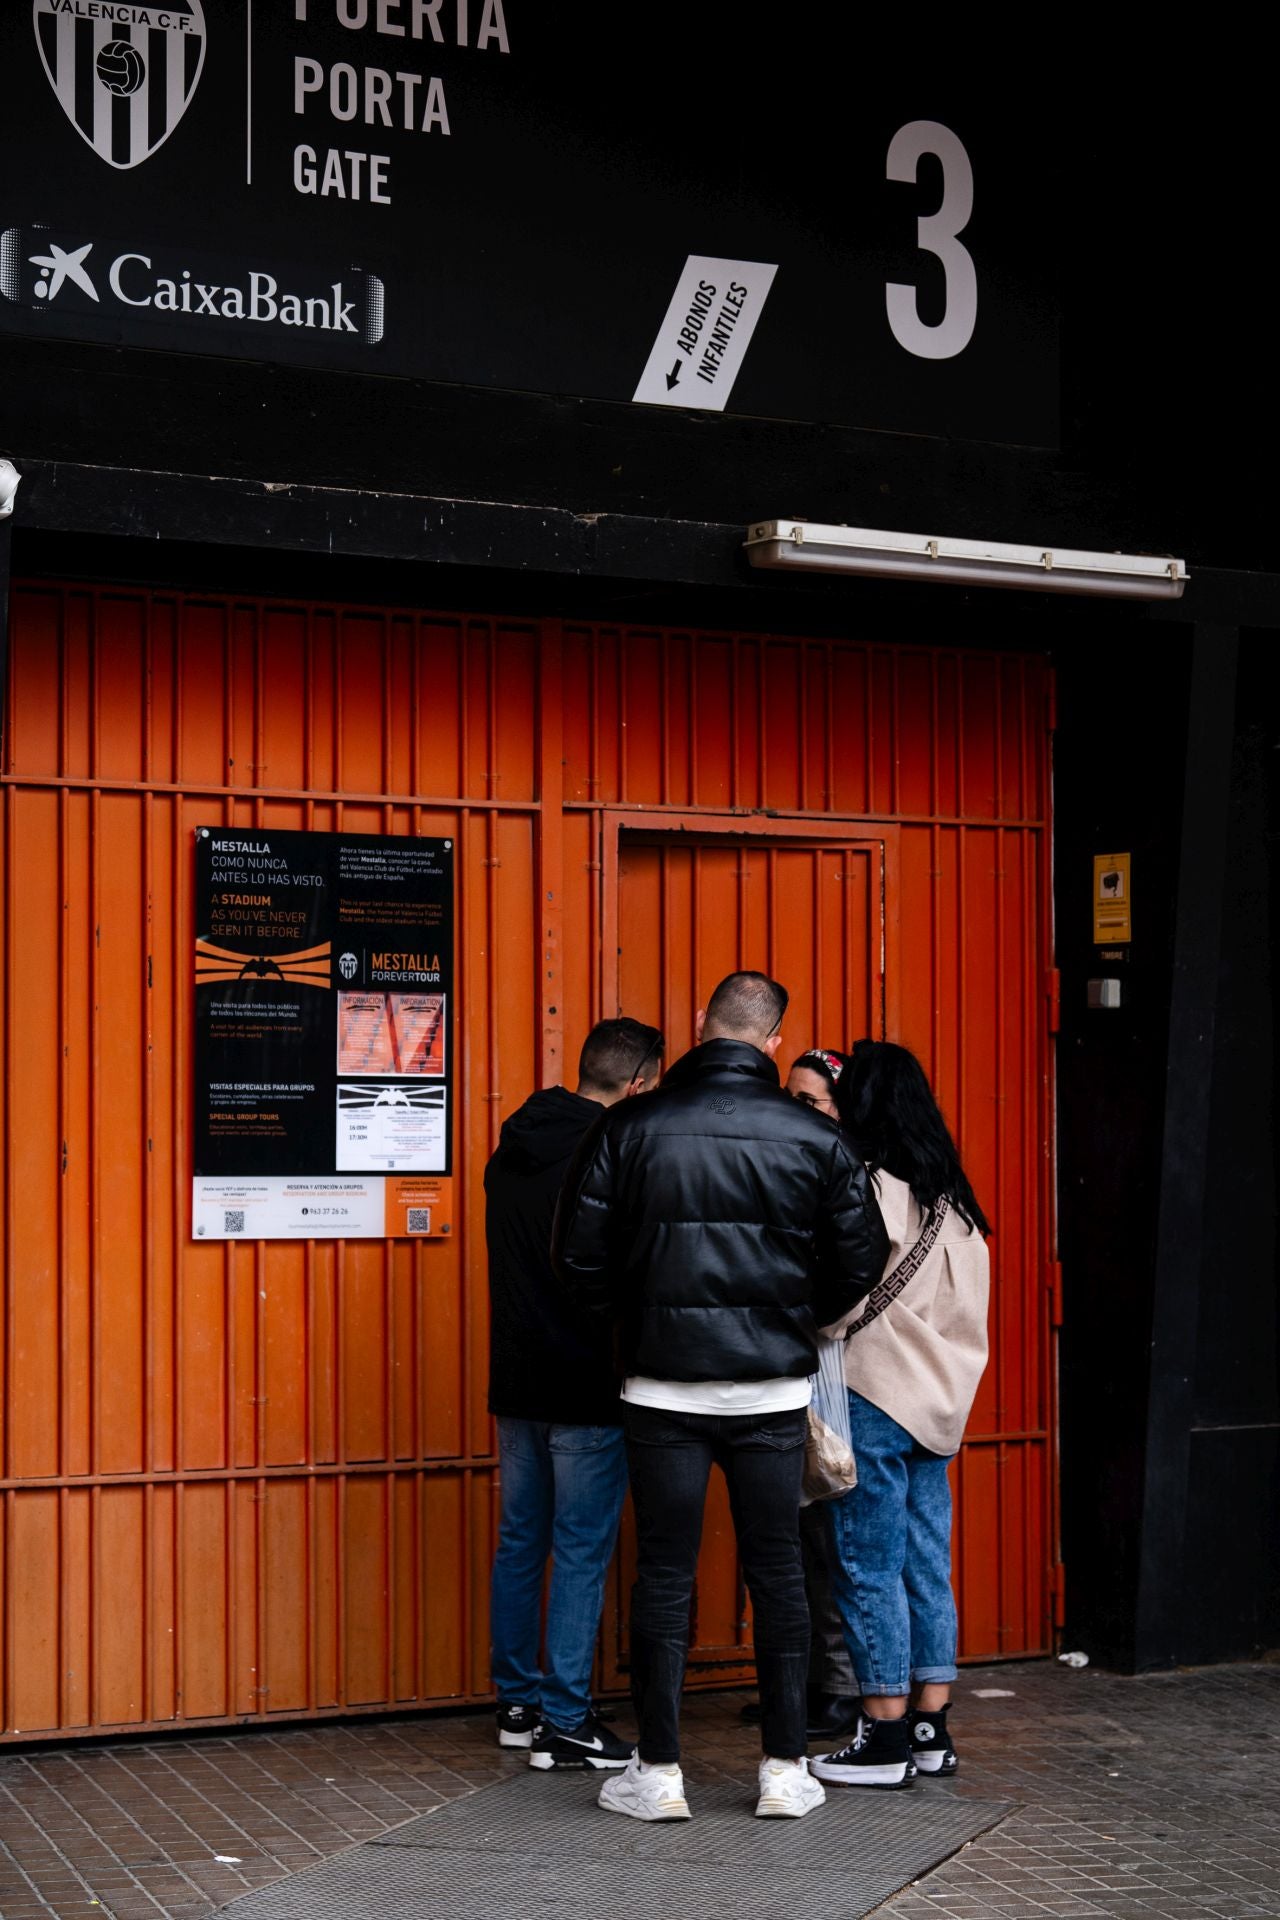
left=0, top=7, right=1059, bottom=446
left=192, top=825, right=454, bottom=1240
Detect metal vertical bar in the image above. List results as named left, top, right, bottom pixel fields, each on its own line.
left=252, top=773, right=269, bottom=1724
left=303, top=612, right=318, bottom=1704
left=142, top=610, right=156, bottom=1479
left=956, top=831, right=967, bottom=1170
left=692, top=846, right=701, bottom=1020
left=798, top=644, right=809, bottom=813
left=1020, top=825, right=1037, bottom=1645
left=382, top=791, right=396, bottom=1477
left=89, top=1482, right=100, bottom=1727
left=171, top=789, right=186, bottom=1716
left=88, top=596, right=101, bottom=1488
left=756, top=638, right=767, bottom=809
left=455, top=620, right=467, bottom=798
left=58, top=1484, right=70, bottom=1727
left=994, top=651, right=1005, bottom=822
left=600, top=813, right=620, bottom=1017
left=823, top=645, right=835, bottom=814
left=730, top=637, right=740, bottom=811
left=537, top=621, right=564, bottom=1088
left=0, top=518, right=11, bottom=774
left=1018, top=657, right=1031, bottom=825
left=2, top=1490, right=11, bottom=1731
left=955, top=655, right=967, bottom=819
left=930, top=649, right=940, bottom=819
left=890, top=646, right=901, bottom=816
left=617, top=630, right=629, bottom=803
left=660, top=629, right=671, bottom=807
left=841, top=849, right=854, bottom=1045
left=811, top=848, right=822, bottom=1040
left=659, top=843, right=670, bottom=1033
left=688, top=631, right=700, bottom=807
left=864, top=647, right=875, bottom=813
left=1, top=787, right=10, bottom=1494
left=485, top=820, right=501, bottom=1155
left=993, top=818, right=1007, bottom=1644
left=459, top=794, right=477, bottom=1688
left=486, top=620, right=498, bottom=813
left=588, top=626, right=600, bottom=802
left=58, top=604, right=71, bottom=1486
left=332, top=773, right=347, bottom=1703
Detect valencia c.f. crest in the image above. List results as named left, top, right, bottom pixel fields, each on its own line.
left=33, top=0, right=206, bottom=171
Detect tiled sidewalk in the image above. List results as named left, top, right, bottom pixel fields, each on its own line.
left=0, top=1660, right=1277, bottom=1919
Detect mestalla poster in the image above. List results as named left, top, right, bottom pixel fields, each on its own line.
left=192, top=825, right=454, bottom=1240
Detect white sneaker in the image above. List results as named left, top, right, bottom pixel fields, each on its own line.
left=755, top=1755, right=826, bottom=1818
left=598, top=1756, right=692, bottom=1821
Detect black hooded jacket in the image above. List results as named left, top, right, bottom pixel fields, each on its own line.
left=552, top=1039, right=890, bottom=1383
left=484, top=1085, right=623, bottom=1425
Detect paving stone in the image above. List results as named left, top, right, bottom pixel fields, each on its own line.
left=0, top=1661, right=1278, bottom=1918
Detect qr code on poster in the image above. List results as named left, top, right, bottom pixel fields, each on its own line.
left=407, top=1208, right=431, bottom=1234
left=224, top=1210, right=246, bottom=1234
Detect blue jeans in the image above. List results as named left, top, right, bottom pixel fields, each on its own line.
left=825, top=1390, right=959, bottom=1696
left=490, top=1418, right=628, bottom=1730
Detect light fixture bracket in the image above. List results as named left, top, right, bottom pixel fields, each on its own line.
left=744, top=520, right=1188, bottom=600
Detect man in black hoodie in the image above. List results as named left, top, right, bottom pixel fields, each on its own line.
left=485, top=1016, right=663, bottom=1770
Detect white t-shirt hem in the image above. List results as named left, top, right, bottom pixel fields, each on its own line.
left=622, top=1375, right=812, bottom=1416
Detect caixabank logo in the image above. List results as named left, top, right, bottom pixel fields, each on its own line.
left=0, top=223, right=387, bottom=345
left=33, top=0, right=206, bottom=171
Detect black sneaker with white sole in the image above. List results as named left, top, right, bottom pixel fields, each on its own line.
left=495, top=1702, right=538, bottom=1748
left=910, top=1704, right=958, bottom=1775
left=810, top=1712, right=914, bottom=1789
left=528, top=1710, right=633, bottom=1770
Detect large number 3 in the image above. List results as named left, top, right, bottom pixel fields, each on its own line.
left=886, top=121, right=977, bottom=361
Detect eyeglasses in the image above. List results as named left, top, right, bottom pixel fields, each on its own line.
left=791, top=1089, right=837, bottom=1112
left=629, top=1035, right=664, bottom=1084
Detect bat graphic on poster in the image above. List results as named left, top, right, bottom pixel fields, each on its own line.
left=195, top=939, right=332, bottom=988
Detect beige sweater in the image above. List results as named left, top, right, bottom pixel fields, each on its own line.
left=822, top=1169, right=989, bottom=1458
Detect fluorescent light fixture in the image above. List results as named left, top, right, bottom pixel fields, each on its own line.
left=744, top=520, right=1188, bottom=600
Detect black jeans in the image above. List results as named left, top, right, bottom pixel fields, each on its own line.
left=801, top=1502, right=859, bottom=1696
left=623, top=1401, right=809, bottom=1764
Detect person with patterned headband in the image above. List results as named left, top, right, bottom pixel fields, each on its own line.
left=811, top=1040, right=992, bottom=1791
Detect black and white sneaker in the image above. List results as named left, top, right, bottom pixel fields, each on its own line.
left=495, top=1702, right=538, bottom=1749
left=910, top=1704, right=958, bottom=1776
left=811, top=1712, right=914, bottom=1789
left=528, top=1710, right=633, bottom=1770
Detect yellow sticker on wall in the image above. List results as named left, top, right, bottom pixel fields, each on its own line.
left=1093, top=852, right=1132, bottom=943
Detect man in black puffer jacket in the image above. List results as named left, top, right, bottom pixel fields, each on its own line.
left=553, top=972, right=888, bottom=1823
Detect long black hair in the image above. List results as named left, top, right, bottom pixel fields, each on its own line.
left=835, top=1040, right=991, bottom=1236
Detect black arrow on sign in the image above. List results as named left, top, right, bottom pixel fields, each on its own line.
left=666, top=360, right=682, bottom=391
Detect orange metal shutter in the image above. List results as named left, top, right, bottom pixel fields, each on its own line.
left=1, top=586, right=1054, bottom=1739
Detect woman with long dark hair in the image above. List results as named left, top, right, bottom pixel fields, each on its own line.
left=810, top=1040, right=991, bottom=1792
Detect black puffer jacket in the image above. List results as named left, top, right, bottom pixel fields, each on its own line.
left=552, top=1039, right=889, bottom=1382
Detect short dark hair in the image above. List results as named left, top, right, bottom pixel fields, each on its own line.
left=578, top=1017, right=664, bottom=1094
left=703, top=971, right=789, bottom=1043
